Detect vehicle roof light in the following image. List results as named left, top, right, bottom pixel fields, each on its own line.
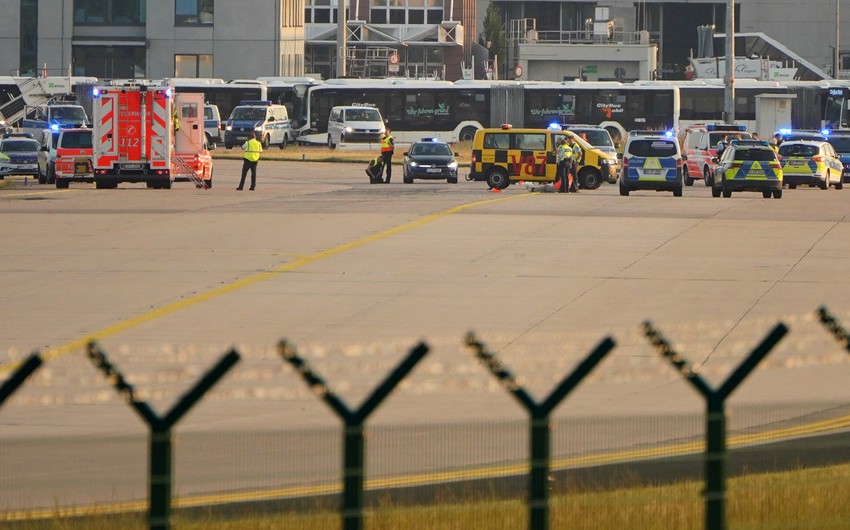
left=547, top=122, right=562, bottom=130
left=706, top=124, right=747, bottom=131
left=501, top=123, right=512, bottom=129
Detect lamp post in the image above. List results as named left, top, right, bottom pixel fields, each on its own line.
left=836, top=0, right=841, bottom=79
left=723, top=0, right=735, bottom=124
left=337, top=0, right=347, bottom=77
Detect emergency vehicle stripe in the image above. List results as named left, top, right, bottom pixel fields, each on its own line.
left=149, top=92, right=169, bottom=166
left=97, top=96, right=115, bottom=164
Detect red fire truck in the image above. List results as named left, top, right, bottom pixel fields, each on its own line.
left=91, top=83, right=212, bottom=189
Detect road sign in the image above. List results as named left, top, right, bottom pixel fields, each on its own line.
left=389, top=52, right=400, bottom=65
left=514, top=64, right=523, bottom=78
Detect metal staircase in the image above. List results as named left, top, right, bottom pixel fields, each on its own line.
left=715, top=32, right=831, bottom=80
left=170, top=155, right=208, bottom=189
left=0, top=76, right=70, bottom=126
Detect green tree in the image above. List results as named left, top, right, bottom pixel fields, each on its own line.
left=479, top=3, right=507, bottom=79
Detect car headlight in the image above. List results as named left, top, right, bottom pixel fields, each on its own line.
left=225, top=125, right=232, bottom=131
left=254, top=126, right=264, bottom=132
left=447, top=161, right=458, bottom=169
left=409, top=160, right=419, bottom=167
left=344, top=126, right=354, bottom=133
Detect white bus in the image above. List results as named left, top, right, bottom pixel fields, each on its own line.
left=162, top=78, right=267, bottom=125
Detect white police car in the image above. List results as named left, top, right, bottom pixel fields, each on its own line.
left=619, top=131, right=684, bottom=197
left=402, top=138, right=459, bottom=184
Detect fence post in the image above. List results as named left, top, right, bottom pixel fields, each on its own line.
left=465, top=332, right=616, bottom=530
left=278, top=339, right=429, bottom=530
left=0, top=353, right=43, bottom=407
left=642, top=321, right=788, bottom=530
left=87, top=341, right=240, bottom=530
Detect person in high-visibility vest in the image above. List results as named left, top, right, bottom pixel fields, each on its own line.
left=555, top=138, right=570, bottom=193
left=566, top=135, right=582, bottom=193
left=379, top=128, right=395, bottom=183
left=237, top=132, right=263, bottom=190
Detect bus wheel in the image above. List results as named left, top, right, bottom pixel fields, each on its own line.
left=459, top=126, right=477, bottom=142
left=578, top=168, right=602, bottom=190
left=486, top=168, right=510, bottom=190
left=328, top=136, right=336, bottom=149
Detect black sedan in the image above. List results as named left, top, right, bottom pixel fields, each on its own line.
left=402, top=139, right=459, bottom=184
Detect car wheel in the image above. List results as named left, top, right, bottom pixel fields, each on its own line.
left=205, top=133, right=215, bottom=150
left=578, top=167, right=602, bottom=190
left=95, top=178, right=110, bottom=189
left=788, top=183, right=797, bottom=189
left=225, top=144, right=233, bottom=150
left=821, top=172, right=830, bottom=190
left=37, top=168, right=46, bottom=185
left=459, top=126, right=477, bottom=142
left=47, top=165, right=56, bottom=184
left=55, top=178, right=69, bottom=189
left=448, top=176, right=458, bottom=184
left=684, top=167, right=694, bottom=187
left=704, top=166, right=712, bottom=186
left=262, top=135, right=270, bottom=149
left=773, top=189, right=782, bottom=199
left=837, top=178, right=844, bottom=190
left=722, top=180, right=732, bottom=198
left=205, top=169, right=213, bottom=189
left=673, top=186, right=683, bottom=197
left=486, top=168, right=510, bottom=190
left=619, top=182, right=629, bottom=196
left=403, top=173, right=413, bottom=184
left=280, top=135, right=288, bottom=150
left=327, top=135, right=336, bottom=150
left=762, top=190, right=772, bottom=198
left=711, top=184, right=721, bottom=198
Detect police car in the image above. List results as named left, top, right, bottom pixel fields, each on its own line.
left=711, top=140, right=783, bottom=198
left=825, top=129, right=850, bottom=182
left=620, top=131, right=684, bottom=197
left=778, top=140, right=844, bottom=190
left=0, top=133, right=40, bottom=178
left=402, top=138, right=459, bottom=184
left=681, top=123, right=751, bottom=186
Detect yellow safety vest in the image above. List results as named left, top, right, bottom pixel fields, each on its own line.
left=380, top=134, right=394, bottom=152
left=243, top=138, right=262, bottom=162
left=570, top=142, right=582, bottom=161
left=556, top=143, right=569, bottom=162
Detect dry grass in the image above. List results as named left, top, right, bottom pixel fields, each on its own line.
left=5, top=463, right=850, bottom=529
left=211, top=141, right=474, bottom=165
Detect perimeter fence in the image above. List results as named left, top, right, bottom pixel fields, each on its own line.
left=2, top=307, right=850, bottom=530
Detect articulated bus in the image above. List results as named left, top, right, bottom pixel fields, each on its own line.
left=297, top=78, right=491, bottom=145
left=163, top=78, right=267, bottom=124
left=259, top=77, right=323, bottom=132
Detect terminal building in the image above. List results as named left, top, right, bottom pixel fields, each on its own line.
left=0, top=1, right=847, bottom=82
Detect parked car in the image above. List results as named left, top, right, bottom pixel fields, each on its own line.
left=327, top=105, right=385, bottom=149
left=203, top=104, right=222, bottom=149
left=681, top=123, right=751, bottom=186
left=402, top=137, right=459, bottom=184
left=0, top=134, right=40, bottom=179
left=224, top=101, right=291, bottom=150
left=711, top=140, right=783, bottom=198
left=778, top=140, right=844, bottom=190
left=37, top=129, right=61, bottom=184
left=620, top=132, right=684, bottom=196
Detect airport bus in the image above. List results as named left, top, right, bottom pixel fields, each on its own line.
left=163, top=78, right=267, bottom=124
left=297, top=78, right=492, bottom=145
left=260, top=77, right=323, bottom=132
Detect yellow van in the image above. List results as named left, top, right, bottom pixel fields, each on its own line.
left=466, top=125, right=619, bottom=190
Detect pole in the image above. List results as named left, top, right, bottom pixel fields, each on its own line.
left=337, top=0, right=347, bottom=77
left=836, top=0, right=841, bottom=79
left=723, top=0, right=735, bottom=123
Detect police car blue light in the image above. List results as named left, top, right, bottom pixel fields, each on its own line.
left=547, top=122, right=561, bottom=130
left=50, top=124, right=59, bottom=131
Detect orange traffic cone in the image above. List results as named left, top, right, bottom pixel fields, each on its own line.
left=491, top=187, right=502, bottom=193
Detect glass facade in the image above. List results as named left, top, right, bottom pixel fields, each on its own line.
left=369, top=0, right=443, bottom=25
left=175, top=54, right=214, bottom=77
left=20, top=0, right=37, bottom=75
left=74, top=0, right=146, bottom=25
left=72, top=45, right=146, bottom=78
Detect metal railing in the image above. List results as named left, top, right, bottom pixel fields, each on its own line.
left=2, top=306, right=850, bottom=530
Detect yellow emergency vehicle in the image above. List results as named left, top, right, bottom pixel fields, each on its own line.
left=467, top=125, right=618, bottom=190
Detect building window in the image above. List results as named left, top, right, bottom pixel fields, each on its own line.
left=20, top=0, right=37, bottom=75
left=175, top=0, right=214, bottom=25
left=175, top=54, right=214, bottom=77
left=369, top=0, right=443, bottom=25
left=306, top=0, right=347, bottom=23
left=72, top=45, right=146, bottom=78
left=74, top=0, right=146, bottom=25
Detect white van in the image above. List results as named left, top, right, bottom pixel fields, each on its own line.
left=327, top=105, right=385, bottom=149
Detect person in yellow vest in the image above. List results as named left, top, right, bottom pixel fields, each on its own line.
left=567, top=135, right=582, bottom=193
left=379, top=128, right=395, bottom=183
left=555, top=138, right=570, bottom=193
left=237, top=132, right=262, bottom=190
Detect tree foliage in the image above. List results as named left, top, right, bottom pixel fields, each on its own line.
left=479, top=3, right=507, bottom=79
